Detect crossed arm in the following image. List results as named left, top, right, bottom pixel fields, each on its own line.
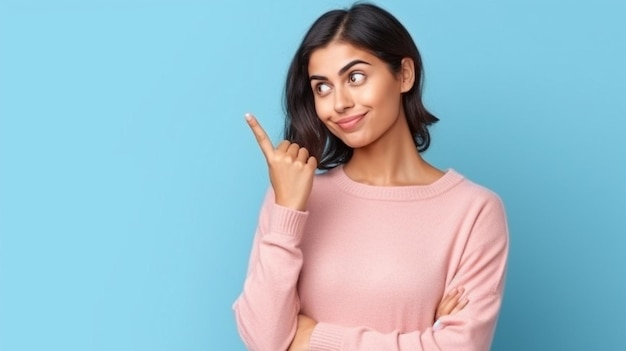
left=287, top=288, right=468, bottom=351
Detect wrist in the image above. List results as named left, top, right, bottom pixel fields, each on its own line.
left=275, top=197, right=307, bottom=211
left=290, top=315, right=317, bottom=351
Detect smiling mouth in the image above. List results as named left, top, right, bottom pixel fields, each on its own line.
left=335, top=113, right=366, bottom=131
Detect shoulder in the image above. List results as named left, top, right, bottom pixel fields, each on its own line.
left=449, top=171, right=509, bottom=246
left=448, top=170, right=505, bottom=209
left=440, top=170, right=508, bottom=238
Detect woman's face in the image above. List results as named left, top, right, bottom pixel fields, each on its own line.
left=308, top=41, right=414, bottom=149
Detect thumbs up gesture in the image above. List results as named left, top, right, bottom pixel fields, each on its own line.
left=245, top=113, right=317, bottom=211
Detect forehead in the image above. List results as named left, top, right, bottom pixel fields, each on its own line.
left=308, top=41, right=379, bottom=75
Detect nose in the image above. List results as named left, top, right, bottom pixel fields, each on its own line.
left=333, top=86, right=354, bottom=113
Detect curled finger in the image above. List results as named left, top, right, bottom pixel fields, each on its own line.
left=297, top=147, right=310, bottom=163
left=286, top=142, right=301, bottom=158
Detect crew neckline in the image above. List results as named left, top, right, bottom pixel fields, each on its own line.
left=327, top=164, right=465, bottom=201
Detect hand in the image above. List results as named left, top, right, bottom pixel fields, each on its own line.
left=287, top=314, right=317, bottom=351
left=246, top=113, right=317, bottom=211
left=435, top=287, right=469, bottom=321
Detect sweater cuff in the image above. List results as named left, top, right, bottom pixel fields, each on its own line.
left=267, top=203, right=308, bottom=237
left=310, top=322, right=344, bottom=351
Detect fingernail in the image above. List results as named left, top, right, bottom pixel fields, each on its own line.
left=244, top=113, right=253, bottom=121
left=433, top=319, right=442, bottom=331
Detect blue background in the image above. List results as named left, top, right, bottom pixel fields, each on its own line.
left=1, top=0, right=624, bottom=350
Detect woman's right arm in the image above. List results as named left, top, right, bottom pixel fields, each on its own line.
left=233, top=189, right=309, bottom=351
left=233, top=114, right=317, bottom=351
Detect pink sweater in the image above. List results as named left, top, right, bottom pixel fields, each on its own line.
left=233, top=166, right=509, bottom=351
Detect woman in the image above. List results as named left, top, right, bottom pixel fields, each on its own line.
left=234, top=3, right=508, bottom=351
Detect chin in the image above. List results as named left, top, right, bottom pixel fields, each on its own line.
left=329, top=128, right=375, bottom=149
left=338, top=136, right=371, bottom=149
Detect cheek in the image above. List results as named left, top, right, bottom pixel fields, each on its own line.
left=364, top=81, right=395, bottom=105
left=366, top=83, right=401, bottom=114
left=313, top=97, right=332, bottom=121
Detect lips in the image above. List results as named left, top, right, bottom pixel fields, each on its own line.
left=335, top=113, right=366, bottom=131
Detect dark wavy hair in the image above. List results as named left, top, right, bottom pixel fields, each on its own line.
left=284, top=3, right=438, bottom=170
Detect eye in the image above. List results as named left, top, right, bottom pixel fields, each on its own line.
left=315, top=83, right=332, bottom=96
left=348, top=72, right=366, bottom=84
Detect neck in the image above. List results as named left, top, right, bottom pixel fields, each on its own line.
left=344, top=115, right=443, bottom=186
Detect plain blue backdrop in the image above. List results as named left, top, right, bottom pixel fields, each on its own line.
left=1, top=0, right=625, bottom=350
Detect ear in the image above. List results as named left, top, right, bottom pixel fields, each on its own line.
left=399, top=57, right=416, bottom=93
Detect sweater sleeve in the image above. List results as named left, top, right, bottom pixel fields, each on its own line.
left=309, top=193, right=509, bottom=351
left=232, top=189, right=309, bottom=351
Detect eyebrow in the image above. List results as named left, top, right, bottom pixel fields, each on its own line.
left=309, top=59, right=371, bottom=81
